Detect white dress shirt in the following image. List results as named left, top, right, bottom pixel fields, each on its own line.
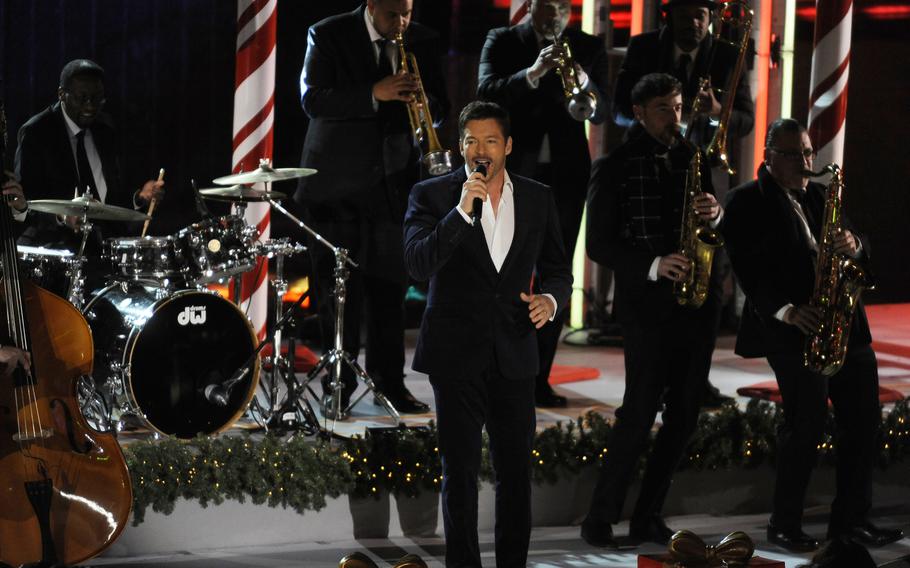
left=62, top=109, right=108, bottom=203
left=456, top=167, right=557, bottom=318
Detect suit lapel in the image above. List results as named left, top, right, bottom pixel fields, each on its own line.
left=498, top=176, right=526, bottom=278
left=353, top=6, right=380, bottom=77
left=51, top=105, right=81, bottom=196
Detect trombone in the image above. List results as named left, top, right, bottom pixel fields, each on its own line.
left=394, top=32, right=453, bottom=176
left=684, top=0, right=753, bottom=175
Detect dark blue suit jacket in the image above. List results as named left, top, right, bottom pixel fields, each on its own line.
left=403, top=168, right=573, bottom=381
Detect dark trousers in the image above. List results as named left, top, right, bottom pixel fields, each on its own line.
left=431, top=367, right=536, bottom=568
left=766, top=341, right=880, bottom=532
left=305, top=185, right=407, bottom=397
left=531, top=163, right=585, bottom=394
left=584, top=307, right=714, bottom=528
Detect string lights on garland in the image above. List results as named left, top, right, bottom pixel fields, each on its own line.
left=123, top=399, right=910, bottom=524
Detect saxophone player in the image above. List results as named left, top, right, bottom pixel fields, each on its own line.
left=582, top=73, right=721, bottom=548
left=722, top=118, right=903, bottom=552
left=478, top=0, right=611, bottom=408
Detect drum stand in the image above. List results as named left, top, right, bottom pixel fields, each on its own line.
left=268, top=198, right=401, bottom=431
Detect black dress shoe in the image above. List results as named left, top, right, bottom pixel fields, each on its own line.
left=629, top=515, right=675, bottom=545
left=829, top=522, right=904, bottom=547
left=767, top=524, right=819, bottom=552
left=581, top=522, right=618, bottom=548
left=701, top=383, right=734, bottom=409
left=535, top=386, right=568, bottom=408
left=375, top=388, right=430, bottom=414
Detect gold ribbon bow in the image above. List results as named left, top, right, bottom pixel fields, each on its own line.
left=668, top=530, right=755, bottom=567
left=338, top=552, right=428, bottom=568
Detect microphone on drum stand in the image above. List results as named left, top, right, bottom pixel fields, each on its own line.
left=191, top=179, right=213, bottom=220
left=203, top=367, right=251, bottom=407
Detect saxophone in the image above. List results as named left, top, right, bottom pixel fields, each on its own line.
left=803, top=164, right=874, bottom=376
left=674, top=138, right=724, bottom=308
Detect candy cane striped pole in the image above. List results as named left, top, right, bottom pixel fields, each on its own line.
left=232, top=0, right=276, bottom=340
left=511, top=0, right=531, bottom=24
left=807, top=0, right=852, bottom=167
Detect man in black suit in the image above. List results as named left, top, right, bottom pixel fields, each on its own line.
left=296, top=0, right=449, bottom=415
left=722, top=118, right=903, bottom=552
left=478, top=0, right=610, bottom=408
left=613, top=0, right=753, bottom=408
left=581, top=73, right=722, bottom=548
left=612, top=0, right=753, bottom=144
left=404, top=101, right=572, bottom=567
left=15, top=59, right=164, bottom=251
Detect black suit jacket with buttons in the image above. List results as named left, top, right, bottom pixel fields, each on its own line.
left=721, top=165, right=872, bottom=358
left=403, top=168, right=573, bottom=381
left=294, top=5, right=448, bottom=217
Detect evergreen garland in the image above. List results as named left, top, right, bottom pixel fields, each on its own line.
left=122, top=399, right=910, bottom=524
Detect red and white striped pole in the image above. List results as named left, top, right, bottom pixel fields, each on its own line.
left=511, top=0, right=531, bottom=24
left=807, top=0, right=852, bottom=167
left=232, top=0, right=276, bottom=341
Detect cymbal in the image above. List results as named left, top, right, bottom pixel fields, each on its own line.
left=28, top=195, right=150, bottom=221
left=198, top=185, right=287, bottom=203
left=212, top=165, right=317, bottom=185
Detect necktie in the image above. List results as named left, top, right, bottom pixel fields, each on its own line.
left=75, top=130, right=97, bottom=197
left=376, top=39, right=393, bottom=79
left=673, top=53, right=692, bottom=86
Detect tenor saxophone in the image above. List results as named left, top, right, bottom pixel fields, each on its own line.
left=674, top=138, right=724, bottom=308
left=804, top=164, right=874, bottom=376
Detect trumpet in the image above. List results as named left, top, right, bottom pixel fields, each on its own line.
left=548, top=33, right=598, bottom=122
left=685, top=0, right=753, bottom=174
left=394, top=32, right=453, bottom=176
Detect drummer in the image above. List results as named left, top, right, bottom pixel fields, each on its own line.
left=14, top=59, right=164, bottom=252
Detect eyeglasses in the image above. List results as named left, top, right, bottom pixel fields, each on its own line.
left=768, top=147, right=816, bottom=161
left=64, top=92, right=106, bottom=107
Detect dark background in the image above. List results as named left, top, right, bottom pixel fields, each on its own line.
left=1, top=0, right=907, bottom=302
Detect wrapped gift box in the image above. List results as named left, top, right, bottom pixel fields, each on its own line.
left=637, top=554, right=785, bottom=568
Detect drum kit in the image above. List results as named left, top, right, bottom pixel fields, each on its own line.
left=17, top=159, right=400, bottom=440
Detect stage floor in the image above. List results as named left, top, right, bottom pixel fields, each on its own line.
left=97, top=304, right=910, bottom=567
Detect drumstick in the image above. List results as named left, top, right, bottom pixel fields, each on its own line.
left=141, top=168, right=165, bottom=237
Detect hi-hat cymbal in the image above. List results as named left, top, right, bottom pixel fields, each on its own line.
left=212, top=165, right=317, bottom=186
left=28, top=195, right=150, bottom=221
left=198, top=185, right=287, bottom=203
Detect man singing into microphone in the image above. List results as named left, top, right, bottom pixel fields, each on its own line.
left=404, top=100, right=572, bottom=567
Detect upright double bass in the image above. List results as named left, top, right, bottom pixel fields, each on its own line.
left=0, top=104, right=131, bottom=565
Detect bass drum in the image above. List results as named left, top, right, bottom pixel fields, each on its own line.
left=83, top=282, right=259, bottom=438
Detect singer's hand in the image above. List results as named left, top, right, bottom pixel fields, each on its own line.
left=137, top=179, right=165, bottom=206
left=520, top=292, right=555, bottom=329
left=460, top=172, right=488, bottom=217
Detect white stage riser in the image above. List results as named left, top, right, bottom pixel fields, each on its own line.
left=104, top=465, right=910, bottom=557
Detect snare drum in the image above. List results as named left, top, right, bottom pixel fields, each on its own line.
left=83, top=282, right=260, bottom=438
left=16, top=245, right=77, bottom=298
left=104, top=236, right=182, bottom=282
left=176, top=215, right=258, bottom=284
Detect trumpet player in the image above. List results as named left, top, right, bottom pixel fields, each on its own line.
left=613, top=0, right=754, bottom=148
left=582, top=73, right=722, bottom=548
left=478, top=0, right=610, bottom=408
left=722, top=119, right=903, bottom=552
left=295, top=0, right=449, bottom=415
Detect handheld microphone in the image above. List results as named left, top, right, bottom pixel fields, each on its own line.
left=471, top=162, right=488, bottom=225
